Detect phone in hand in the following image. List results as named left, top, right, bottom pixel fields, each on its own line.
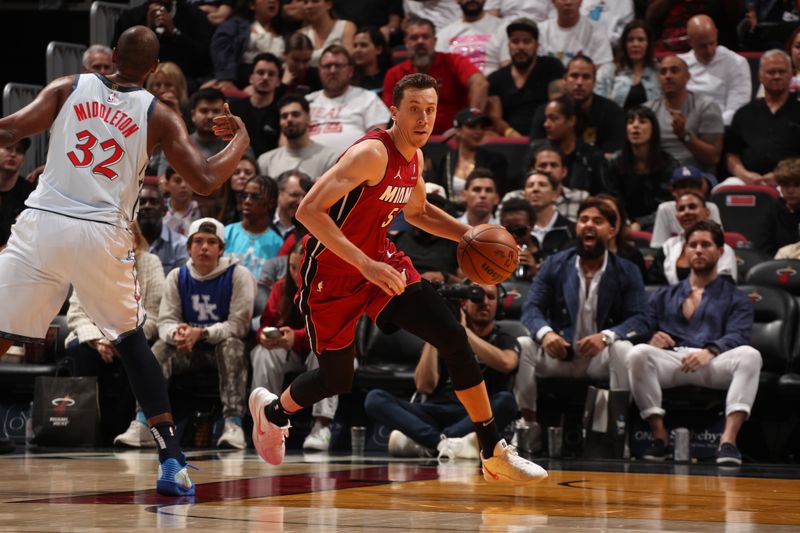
left=261, top=327, right=282, bottom=340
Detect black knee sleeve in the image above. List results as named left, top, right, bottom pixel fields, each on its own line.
left=289, top=345, right=355, bottom=407
left=379, top=281, right=484, bottom=391
left=114, top=329, right=172, bottom=420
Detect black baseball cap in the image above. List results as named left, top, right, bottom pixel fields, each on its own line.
left=454, top=107, right=492, bottom=129
left=506, top=17, right=539, bottom=40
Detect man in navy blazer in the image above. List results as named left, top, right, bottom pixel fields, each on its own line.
left=514, top=197, right=649, bottom=452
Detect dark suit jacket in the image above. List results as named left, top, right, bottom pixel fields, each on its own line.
left=521, top=248, right=649, bottom=343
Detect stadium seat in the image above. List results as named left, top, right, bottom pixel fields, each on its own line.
left=734, top=249, right=772, bottom=282
left=737, top=285, right=796, bottom=390
left=480, top=136, right=530, bottom=194
left=629, top=230, right=653, bottom=248
left=46, top=41, right=86, bottom=83
left=746, top=260, right=800, bottom=395
left=710, top=185, right=779, bottom=251
left=2, top=83, right=45, bottom=175
left=495, top=319, right=529, bottom=339
left=724, top=231, right=751, bottom=249
left=499, top=278, right=530, bottom=320
left=353, top=326, right=424, bottom=396
left=90, top=1, right=127, bottom=47
left=639, top=247, right=661, bottom=273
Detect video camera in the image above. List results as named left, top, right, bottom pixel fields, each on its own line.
left=436, top=283, right=485, bottom=303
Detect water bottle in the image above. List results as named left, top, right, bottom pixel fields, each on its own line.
left=25, top=401, right=34, bottom=446
left=515, top=245, right=530, bottom=279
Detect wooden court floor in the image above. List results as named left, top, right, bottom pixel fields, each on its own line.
left=2, top=450, right=800, bottom=532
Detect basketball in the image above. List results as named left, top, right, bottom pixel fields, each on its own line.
left=457, top=224, right=519, bottom=285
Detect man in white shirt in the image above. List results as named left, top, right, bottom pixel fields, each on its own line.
left=306, top=45, right=391, bottom=156
left=581, top=0, right=634, bottom=45
left=485, top=0, right=552, bottom=24
left=538, top=0, right=613, bottom=67
left=257, top=95, right=338, bottom=180
left=403, top=0, right=462, bottom=33
left=436, top=0, right=508, bottom=75
left=678, top=15, right=751, bottom=126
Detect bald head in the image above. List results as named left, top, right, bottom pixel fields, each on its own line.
left=686, top=15, right=718, bottom=64
left=115, top=26, right=160, bottom=80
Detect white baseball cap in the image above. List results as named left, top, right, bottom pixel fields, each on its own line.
left=188, top=217, right=225, bottom=244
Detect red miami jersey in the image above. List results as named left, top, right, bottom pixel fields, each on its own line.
left=302, top=129, right=419, bottom=276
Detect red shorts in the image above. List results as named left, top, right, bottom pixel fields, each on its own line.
left=296, top=247, right=421, bottom=354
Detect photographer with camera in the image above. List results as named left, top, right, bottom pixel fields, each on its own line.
left=515, top=198, right=648, bottom=453
left=364, top=283, right=520, bottom=460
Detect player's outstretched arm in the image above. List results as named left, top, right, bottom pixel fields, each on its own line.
left=404, top=150, right=470, bottom=242
left=0, top=76, right=73, bottom=148
left=295, top=139, right=406, bottom=296
left=150, top=102, right=249, bottom=195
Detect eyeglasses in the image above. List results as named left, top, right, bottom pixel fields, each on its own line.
left=238, top=191, right=263, bottom=201
left=319, top=62, right=350, bottom=71
left=504, top=224, right=529, bottom=238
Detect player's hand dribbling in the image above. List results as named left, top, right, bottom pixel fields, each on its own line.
left=362, top=260, right=406, bottom=296
left=212, top=103, right=247, bottom=142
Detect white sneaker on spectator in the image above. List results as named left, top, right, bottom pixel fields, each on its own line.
left=481, top=439, right=548, bottom=484
left=114, top=420, right=155, bottom=448
left=248, top=387, right=290, bottom=465
left=217, top=419, right=246, bottom=450
left=437, top=433, right=480, bottom=461
left=387, top=430, right=432, bottom=457
left=303, top=422, right=332, bottom=451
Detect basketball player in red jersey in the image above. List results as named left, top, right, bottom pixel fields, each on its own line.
left=249, top=73, right=547, bottom=484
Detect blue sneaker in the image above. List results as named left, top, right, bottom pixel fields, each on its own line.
left=716, top=442, right=742, bottom=465
left=156, top=458, right=196, bottom=496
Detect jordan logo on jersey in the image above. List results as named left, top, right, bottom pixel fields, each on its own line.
left=191, top=295, right=219, bottom=321
left=378, top=185, right=414, bottom=204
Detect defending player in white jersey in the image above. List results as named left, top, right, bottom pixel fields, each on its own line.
left=0, top=26, right=250, bottom=496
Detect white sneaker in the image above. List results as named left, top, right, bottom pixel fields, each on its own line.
left=248, top=387, right=290, bottom=465
left=511, top=421, right=543, bottom=454
left=217, top=419, right=246, bottom=450
left=481, top=439, right=548, bottom=484
left=114, top=420, right=156, bottom=448
left=437, top=433, right=480, bottom=461
left=387, top=430, right=432, bottom=457
left=303, top=422, right=332, bottom=451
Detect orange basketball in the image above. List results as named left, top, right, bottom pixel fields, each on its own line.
left=457, top=224, right=519, bottom=285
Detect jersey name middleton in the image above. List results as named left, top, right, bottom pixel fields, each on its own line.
left=305, top=129, right=419, bottom=276
left=25, top=73, right=154, bottom=228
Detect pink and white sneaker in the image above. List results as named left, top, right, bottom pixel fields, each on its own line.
left=248, top=387, right=291, bottom=465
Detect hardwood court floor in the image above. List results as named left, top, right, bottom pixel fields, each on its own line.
left=2, top=449, right=800, bottom=532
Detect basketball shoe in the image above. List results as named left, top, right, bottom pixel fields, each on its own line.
left=437, top=433, right=480, bottom=461
left=481, top=439, right=548, bottom=484
left=156, top=458, right=195, bottom=496
left=249, top=387, right=290, bottom=465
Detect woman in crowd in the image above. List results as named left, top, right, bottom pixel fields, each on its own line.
left=596, top=20, right=661, bottom=109
left=298, top=0, right=356, bottom=67
left=281, top=32, right=322, bottom=96
left=217, top=154, right=259, bottom=224
left=210, top=0, right=285, bottom=90
left=596, top=193, right=647, bottom=281
left=606, top=105, right=678, bottom=231
left=352, top=26, right=391, bottom=95
left=145, top=61, right=190, bottom=123
left=428, top=108, right=508, bottom=203
left=648, top=193, right=738, bottom=285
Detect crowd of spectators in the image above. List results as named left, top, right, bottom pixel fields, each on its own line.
left=3, top=0, right=800, bottom=463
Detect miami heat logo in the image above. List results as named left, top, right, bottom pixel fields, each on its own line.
left=51, top=395, right=76, bottom=417
left=776, top=265, right=797, bottom=285
left=747, top=290, right=762, bottom=305
left=503, top=289, right=522, bottom=310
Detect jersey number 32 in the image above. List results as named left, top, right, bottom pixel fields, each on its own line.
left=67, top=129, right=125, bottom=180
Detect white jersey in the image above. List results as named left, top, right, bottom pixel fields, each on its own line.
left=26, top=74, right=154, bottom=227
